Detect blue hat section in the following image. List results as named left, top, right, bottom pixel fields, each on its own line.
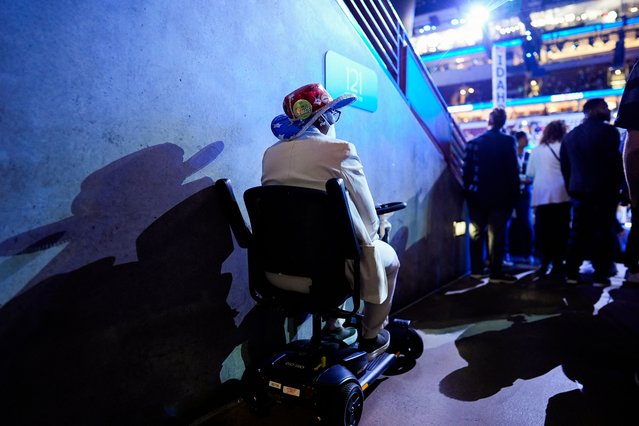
left=271, top=114, right=303, bottom=140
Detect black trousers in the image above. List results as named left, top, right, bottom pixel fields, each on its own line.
left=534, top=202, right=571, bottom=270
left=507, top=190, right=534, bottom=258
left=566, top=196, right=619, bottom=277
left=468, top=201, right=511, bottom=275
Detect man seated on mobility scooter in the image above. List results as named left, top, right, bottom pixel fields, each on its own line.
left=214, top=83, right=421, bottom=423
left=263, top=83, right=399, bottom=360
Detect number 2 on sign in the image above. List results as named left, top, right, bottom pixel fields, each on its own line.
left=346, top=67, right=362, bottom=94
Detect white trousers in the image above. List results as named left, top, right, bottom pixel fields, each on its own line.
left=268, top=239, right=399, bottom=340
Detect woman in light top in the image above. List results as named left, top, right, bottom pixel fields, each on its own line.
left=526, top=120, right=571, bottom=277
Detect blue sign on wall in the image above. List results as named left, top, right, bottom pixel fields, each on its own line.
left=325, top=50, right=378, bottom=112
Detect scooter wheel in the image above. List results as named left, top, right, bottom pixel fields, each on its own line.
left=403, top=328, right=424, bottom=360
left=322, top=381, right=363, bottom=426
left=388, top=326, right=424, bottom=360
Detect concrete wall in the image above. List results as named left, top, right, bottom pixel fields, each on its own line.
left=0, top=0, right=467, bottom=424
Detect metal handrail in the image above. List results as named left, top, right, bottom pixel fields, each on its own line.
left=342, top=0, right=467, bottom=184
left=344, top=0, right=400, bottom=80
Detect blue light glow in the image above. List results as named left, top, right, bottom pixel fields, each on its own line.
left=421, top=45, right=485, bottom=62
left=495, top=39, right=522, bottom=47
left=541, top=21, right=623, bottom=41
left=448, top=88, right=625, bottom=112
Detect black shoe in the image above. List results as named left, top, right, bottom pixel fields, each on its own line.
left=359, top=329, right=390, bottom=360
left=489, top=273, right=518, bottom=284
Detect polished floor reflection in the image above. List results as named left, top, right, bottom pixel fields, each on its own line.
left=204, top=262, right=639, bottom=425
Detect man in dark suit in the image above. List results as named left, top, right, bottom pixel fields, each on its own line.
left=560, top=98, right=624, bottom=284
left=463, top=108, right=521, bottom=283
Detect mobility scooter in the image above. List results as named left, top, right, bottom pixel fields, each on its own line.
left=216, top=177, right=423, bottom=425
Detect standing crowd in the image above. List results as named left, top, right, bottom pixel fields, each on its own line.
left=463, top=60, right=639, bottom=285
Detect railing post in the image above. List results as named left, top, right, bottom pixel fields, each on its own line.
left=399, top=32, right=407, bottom=94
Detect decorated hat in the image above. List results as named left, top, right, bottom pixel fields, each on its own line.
left=271, top=114, right=302, bottom=140
left=281, top=83, right=356, bottom=140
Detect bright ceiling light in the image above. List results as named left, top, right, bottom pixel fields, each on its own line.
left=468, top=4, right=490, bottom=25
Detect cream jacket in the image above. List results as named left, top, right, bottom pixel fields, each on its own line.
left=262, top=128, right=379, bottom=244
left=261, top=128, right=388, bottom=303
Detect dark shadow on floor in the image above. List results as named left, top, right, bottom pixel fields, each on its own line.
left=401, top=266, right=639, bottom=425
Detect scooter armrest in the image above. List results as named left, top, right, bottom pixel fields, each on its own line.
left=375, top=202, right=406, bottom=215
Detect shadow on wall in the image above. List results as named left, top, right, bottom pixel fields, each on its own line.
left=392, top=169, right=467, bottom=311
left=0, top=142, right=286, bottom=425
left=0, top=142, right=224, bottom=299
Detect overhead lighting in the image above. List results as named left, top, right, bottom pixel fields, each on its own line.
left=467, top=4, right=490, bottom=25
